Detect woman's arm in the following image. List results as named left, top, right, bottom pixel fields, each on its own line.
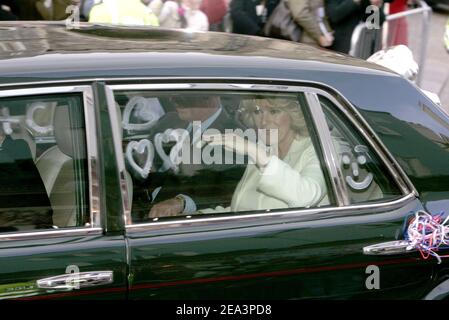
left=201, top=133, right=327, bottom=208
left=258, top=143, right=327, bottom=208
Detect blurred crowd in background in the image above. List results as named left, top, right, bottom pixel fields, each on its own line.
left=0, top=0, right=434, bottom=56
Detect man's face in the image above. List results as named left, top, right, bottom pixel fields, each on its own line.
left=252, top=100, right=292, bottom=145
left=173, top=97, right=219, bottom=122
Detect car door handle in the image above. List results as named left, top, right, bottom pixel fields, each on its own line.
left=363, top=240, right=414, bottom=255
left=37, top=271, right=113, bottom=290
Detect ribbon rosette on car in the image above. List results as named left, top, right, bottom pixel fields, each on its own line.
left=404, top=210, right=449, bottom=264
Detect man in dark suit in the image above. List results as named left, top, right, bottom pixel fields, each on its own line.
left=129, top=95, right=246, bottom=221
left=325, top=0, right=392, bottom=55
left=230, top=0, right=280, bottom=35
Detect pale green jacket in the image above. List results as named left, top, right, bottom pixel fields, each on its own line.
left=200, top=136, right=329, bottom=214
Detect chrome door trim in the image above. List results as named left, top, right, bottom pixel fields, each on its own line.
left=82, top=86, right=101, bottom=228
left=103, top=85, right=132, bottom=225
left=305, top=92, right=349, bottom=206
left=0, top=85, right=101, bottom=238
left=363, top=240, right=413, bottom=255
left=0, top=76, right=395, bottom=89
left=37, top=270, right=113, bottom=290
left=109, top=82, right=330, bottom=92
left=0, top=228, right=103, bottom=242
left=0, top=86, right=93, bottom=97
left=125, top=193, right=416, bottom=233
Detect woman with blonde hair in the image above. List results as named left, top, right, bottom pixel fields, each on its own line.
left=201, top=96, right=329, bottom=213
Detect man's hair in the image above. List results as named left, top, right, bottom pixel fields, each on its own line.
left=170, top=95, right=220, bottom=109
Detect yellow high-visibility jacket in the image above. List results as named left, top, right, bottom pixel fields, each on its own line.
left=89, top=0, right=159, bottom=26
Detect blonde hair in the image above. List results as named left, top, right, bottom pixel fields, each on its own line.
left=238, top=96, right=307, bottom=135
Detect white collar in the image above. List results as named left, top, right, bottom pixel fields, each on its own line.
left=201, top=106, right=222, bottom=132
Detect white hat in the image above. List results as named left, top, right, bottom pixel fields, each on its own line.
left=368, top=45, right=419, bottom=81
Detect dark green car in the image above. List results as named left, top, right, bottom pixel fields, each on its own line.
left=1, top=22, right=449, bottom=300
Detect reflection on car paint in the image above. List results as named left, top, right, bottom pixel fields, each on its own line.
left=0, top=281, right=40, bottom=300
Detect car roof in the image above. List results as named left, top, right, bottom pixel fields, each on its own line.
left=0, top=21, right=396, bottom=85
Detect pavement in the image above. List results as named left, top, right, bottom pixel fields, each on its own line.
left=420, top=5, right=449, bottom=112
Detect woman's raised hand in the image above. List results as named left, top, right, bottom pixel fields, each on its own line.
left=200, top=133, right=271, bottom=169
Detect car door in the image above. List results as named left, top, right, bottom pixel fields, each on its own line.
left=0, top=84, right=127, bottom=299
left=108, top=80, right=434, bottom=300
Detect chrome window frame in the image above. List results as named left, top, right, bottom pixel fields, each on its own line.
left=0, top=85, right=102, bottom=241
left=305, top=92, right=350, bottom=206
left=105, top=80, right=417, bottom=231
left=104, top=85, right=131, bottom=226
left=125, top=193, right=417, bottom=233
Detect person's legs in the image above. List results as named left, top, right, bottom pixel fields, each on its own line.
left=12, top=0, right=44, bottom=20
left=209, top=22, right=223, bottom=31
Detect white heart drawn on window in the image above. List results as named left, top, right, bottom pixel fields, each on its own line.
left=122, top=96, right=164, bottom=133
left=125, top=139, right=155, bottom=179
left=154, top=128, right=189, bottom=173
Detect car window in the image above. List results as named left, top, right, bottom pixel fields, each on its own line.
left=113, top=90, right=335, bottom=224
left=0, top=93, right=89, bottom=233
left=319, top=95, right=403, bottom=204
